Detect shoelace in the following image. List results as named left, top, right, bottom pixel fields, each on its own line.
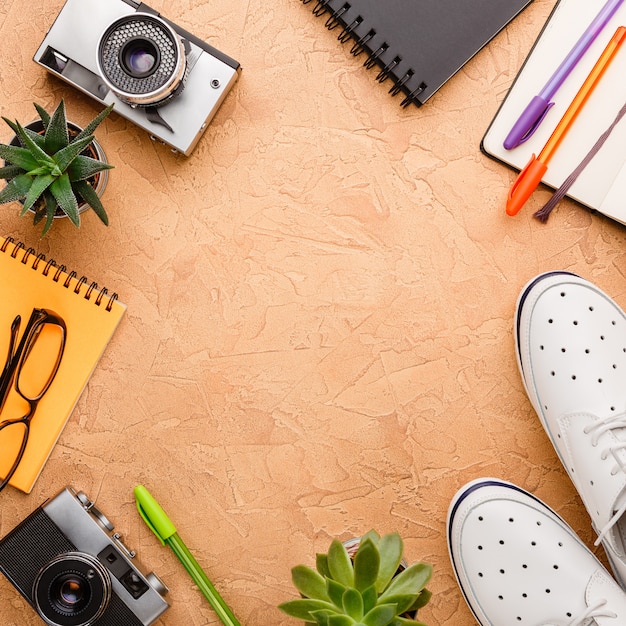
left=568, top=598, right=616, bottom=625
left=583, top=413, right=626, bottom=546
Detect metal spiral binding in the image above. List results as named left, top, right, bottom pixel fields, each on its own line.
left=338, top=17, right=362, bottom=44
left=389, top=70, right=413, bottom=96
left=312, top=0, right=330, bottom=18
left=300, top=0, right=424, bottom=107
left=364, top=44, right=387, bottom=70
left=0, top=236, right=119, bottom=311
left=350, top=29, right=374, bottom=57
left=325, top=4, right=349, bottom=30
left=376, top=56, right=400, bottom=83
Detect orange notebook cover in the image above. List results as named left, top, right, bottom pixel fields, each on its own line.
left=0, top=235, right=126, bottom=492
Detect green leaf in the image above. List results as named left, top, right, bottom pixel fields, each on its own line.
left=0, top=165, right=24, bottom=180
left=342, top=589, right=364, bottom=620
left=362, top=604, right=397, bottom=626
left=0, top=143, right=40, bottom=171
left=327, top=578, right=348, bottom=608
left=361, top=585, right=377, bottom=614
left=379, top=563, right=432, bottom=603
left=73, top=180, right=108, bottom=226
left=74, top=103, right=114, bottom=141
left=292, top=565, right=331, bottom=602
left=375, top=593, right=417, bottom=616
left=15, top=121, right=56, bottom=168
left=50, top=173, right=79, bottom=226
left=0, top=174, right=32, bottom=203
left=278, top=599, right=337, bottom=620
left=361, top=530, right=381, bottom=546
left=2, top=116, right=20, bottom=136
left=329, top=616, right=355, bottom=626
left=317, top=554, right=331, bottom=578
left=354, top=539, right=380, bottom=592
left=328, top=540, right=354, bottom=587
left=310, top=609, right=331, bottom=626
left=39, top=192, right=58, bottom=236
left=407, top=588, right=431, bottom=611
left=44, top=100, right=69, bottom=154
left=34, top=103, right=51, bottom=129
left=2, top=118, right=46, bottom=150
left=67, top=155, right=113, bottom=182
left=376, top=534, right=403, bottom=593
left=22, top=174, right=55, bottom=212
left=52, top=134, right=95, bottom=172
left=22, top=126, right=47, bottom=150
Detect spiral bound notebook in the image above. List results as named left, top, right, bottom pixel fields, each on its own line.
left=301, top=0, right=534, bottom=107
left=0, top=235, right=126, bottom=493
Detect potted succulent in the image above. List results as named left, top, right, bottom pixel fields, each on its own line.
left=0, top=100, right=114, bottom=236
left=279, top=530, right=433, bottom=626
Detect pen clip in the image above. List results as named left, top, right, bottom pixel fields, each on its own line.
left=504, top=96, right=555, bottom=149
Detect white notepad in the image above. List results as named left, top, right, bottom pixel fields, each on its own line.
left=482, top=0, right=626, bottom=224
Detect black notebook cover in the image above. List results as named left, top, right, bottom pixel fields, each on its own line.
left=302, top=0, right=534, bottom=107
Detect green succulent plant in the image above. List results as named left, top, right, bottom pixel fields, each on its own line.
left=279, top=530, right=433, bottom=626
left=0, top=100, right=114, bottom=235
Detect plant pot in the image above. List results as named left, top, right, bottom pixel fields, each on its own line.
left=9, top=120, right=109, bottom=219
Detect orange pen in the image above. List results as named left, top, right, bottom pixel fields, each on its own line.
left=506, top=25, right=626, bottom=216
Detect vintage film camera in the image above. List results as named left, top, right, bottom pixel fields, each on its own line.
left=0, top=487, right=169, bottom=626
left=34, top=0, right=241, bottom=156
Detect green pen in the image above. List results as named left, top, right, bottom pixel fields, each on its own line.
left=134, top=485, right=241, bottom=626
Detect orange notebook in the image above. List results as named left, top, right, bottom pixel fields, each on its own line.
left=0, top=235, right=126, bottom=492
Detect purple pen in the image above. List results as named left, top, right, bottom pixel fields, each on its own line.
left=503, top=0, right=624, bottom=149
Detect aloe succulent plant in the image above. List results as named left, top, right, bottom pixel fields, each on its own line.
left=0, top=100, right=114, bottom=235
left=279, top=530, right=432, bottom=626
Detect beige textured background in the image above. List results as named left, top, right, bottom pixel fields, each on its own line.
left=1, top=0, right=625, bottom=624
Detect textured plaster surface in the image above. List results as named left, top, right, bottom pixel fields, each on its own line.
left=1, top=0, right=625, bottom=624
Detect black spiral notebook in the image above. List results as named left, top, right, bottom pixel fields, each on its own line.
left=302, top=0, right=534, bottom=107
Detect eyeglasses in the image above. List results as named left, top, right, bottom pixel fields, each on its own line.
left=0, top=308, right=66, bottom=492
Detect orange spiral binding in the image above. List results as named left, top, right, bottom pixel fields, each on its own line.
left=0, top=236, right=119, bottom=312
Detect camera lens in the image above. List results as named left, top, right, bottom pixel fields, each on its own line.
left=56, top=576, right=87, bottom=608
left=121, top=38, right=160, bottom=77
left=34, top=553, right=111, bottom=626
left=97, top=13, right=188, bottom=107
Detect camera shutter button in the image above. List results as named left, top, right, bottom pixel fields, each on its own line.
left=77, top=492, right=115, bottom=531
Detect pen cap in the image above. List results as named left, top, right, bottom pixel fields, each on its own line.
left=506, top=155, right=548, bottom=216
left=504, top=96, right=554, bottom=149
left=134, top=485, right=177, bottom=545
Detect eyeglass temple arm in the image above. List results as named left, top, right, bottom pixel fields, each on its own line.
left=0, top=316, right=21, bottom=413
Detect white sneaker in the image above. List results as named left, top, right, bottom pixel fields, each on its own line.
left=447, top=478, right=626, bottom=625
left=515, top=271, right=626, bottom=589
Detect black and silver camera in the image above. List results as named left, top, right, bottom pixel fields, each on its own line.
left=33, top=0, right=241, bottom=155
left=0, top=487, right=169, bottom=626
